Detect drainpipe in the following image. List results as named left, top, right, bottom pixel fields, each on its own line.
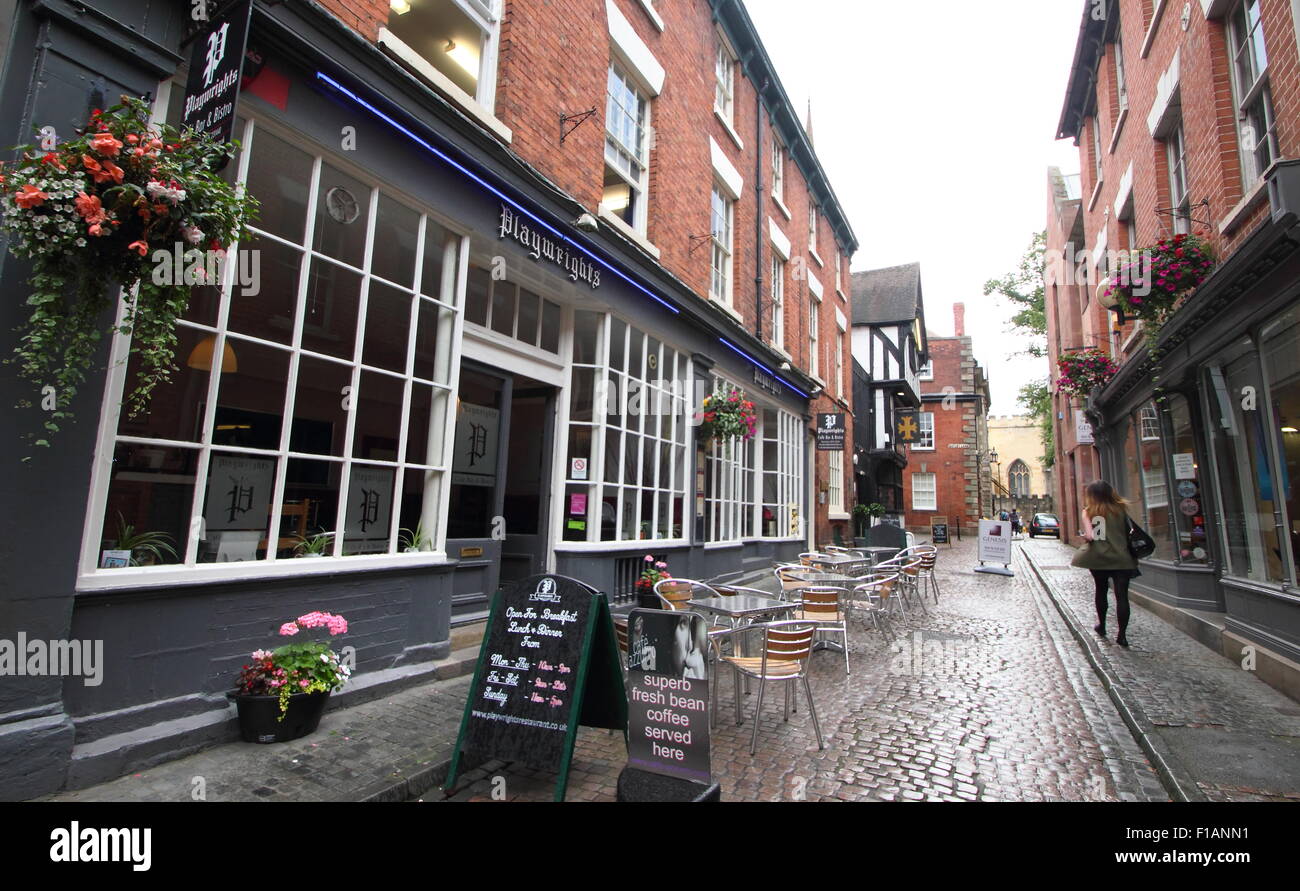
left=754, top=75, right=767, bottom=343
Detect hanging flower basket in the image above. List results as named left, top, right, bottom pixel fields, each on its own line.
left=1, top=96, right=258, bottom=449
left=1056, top=348, right=1119, bottom=400
left=695, top=386, right=758, bottom=444
left=1103, top=234, right=1215, bottom=326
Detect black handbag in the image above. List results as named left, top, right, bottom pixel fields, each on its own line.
left=1126, top=515, right=1156, bottom=559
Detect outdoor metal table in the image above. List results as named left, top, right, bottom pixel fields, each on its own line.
left=689, top=593, right=797, bottom=626
left=857, top=546, right=900, bottom=564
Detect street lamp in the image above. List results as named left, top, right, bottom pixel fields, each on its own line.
left=990, top=449, right=1000, bottom=517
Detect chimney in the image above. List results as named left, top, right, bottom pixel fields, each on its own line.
left=954, top=303, right=966, bottom=337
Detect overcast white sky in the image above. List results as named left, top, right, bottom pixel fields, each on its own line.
left=746, top=0, right=1085, bottom=414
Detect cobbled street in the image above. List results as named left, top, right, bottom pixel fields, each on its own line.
left=443, top=536, right=1167, bottom=802
left=52, top=535, right=1300, bottom=803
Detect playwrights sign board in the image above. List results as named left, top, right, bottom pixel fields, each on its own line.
left=625, top=609, right=711, bottom=784
left=446, top=574, right=626, bottom=801
left=180, top=0, right=252, bottom=146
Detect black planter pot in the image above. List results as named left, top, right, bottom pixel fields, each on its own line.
left=229, top=690, right=330, bottom=744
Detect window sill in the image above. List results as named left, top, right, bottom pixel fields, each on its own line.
left=1140, top=0, right=1167, bottom=58
left=769, top=342, right=792, bottom=360
left=809, top=248, right=824, bottom=267
left=703, top=541, right=745, bottom=550
left=1088, top=177, right=1104, bottom=212
left=636, top=0, right=665, bottom=31
left=1120, top=319, right=1145, bottom=353
left=715, top=108, right=745, bottom=151
left=709, top=295, right=744, bottom=322
left=75, top=550, right=455, bottom=592
left=1218, top=177, right=1270, bottom=236
left=554, top=538, right=688, bottom=553
left=772, top=194, right=792, bottom=220
left=835, top=287, right=847, bottom=303
left=827, top=511, right=851, bottom=521
left=377, top=28, right=512, bottom=144
left=910, top=446, right=936, bottom=452
left=597, top=204, right=661, bottom=258
left=1108, top=106, right=1128, bottom=154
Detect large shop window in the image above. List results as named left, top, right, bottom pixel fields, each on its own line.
left=86, top=119, right=462, bottom=579
left=1130, top=401, right=1174, bottom=560
left=1204, top=336, right=1285, bottom=583
left=1166, top=394, right=1210, bottom=564
left=704, top=377, right=804, bottom=542
left=562, top=312, right=690, bottom=543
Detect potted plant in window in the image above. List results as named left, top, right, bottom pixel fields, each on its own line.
left=105, top=512, right=178, bottom=566
left=0, top=96, right=257, bottom=451
left=399, top=521, right=431, bottom=552
left=293, top=531, right=334, bottom=558
left=229, top=611, right=352, bottom=744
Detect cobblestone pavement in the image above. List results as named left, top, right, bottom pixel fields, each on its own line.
left=1024, top=537, right=1300, bottom=803
left=439, top=537, right=1165, bottom=802
left=51, top=537, right=1171, bottom=803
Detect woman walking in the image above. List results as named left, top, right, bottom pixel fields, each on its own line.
left=1071, top=480, right=1139, bottom=647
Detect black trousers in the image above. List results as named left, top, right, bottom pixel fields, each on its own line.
left=1090, top=570, right=1131, bottom=633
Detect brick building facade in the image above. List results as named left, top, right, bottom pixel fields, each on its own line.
left=1049, top=0, right=1300, bottom=689
left=902, top=304, right=991, bottom=535
left=0, top=0, right=863, bottom=797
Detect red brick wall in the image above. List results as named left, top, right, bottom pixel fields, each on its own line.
left=316, top=0, right=389, bottom=41
left=1049, top=0, right=1300, bottom=540
left=902, top=333, right=983, bottom=533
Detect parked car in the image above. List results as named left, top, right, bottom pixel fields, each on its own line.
left=1029, top=513, right=1060, bottom=539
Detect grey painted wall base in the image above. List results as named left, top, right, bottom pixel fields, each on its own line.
left=0, top=712, right=75, bottom=802
left=1129, top=561, right=1223, bottom=613
left=53, top=646, right=452, bottom=796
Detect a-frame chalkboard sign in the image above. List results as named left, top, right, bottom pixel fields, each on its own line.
left=445, top=573, right=628, bottom=801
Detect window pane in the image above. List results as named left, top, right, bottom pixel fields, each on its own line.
left=363, top=282, right=414, bottom=373
left=517, top=288, right=539, bottom=346
left=199, top=452, right=276, bottom=563
left=1263, top=308, right=1300, bottom=579
left=491, top=279, right=516, bottom=336
left=1166, top=394, right=1210, bottom=564
left=563, top=484, right=592, bottom=542
left=1205, top=346, right=1283, bottom=581
left=420, top=220, right=455, bottom=301
left=227, top=235, right=301, bottom=345
left=98, top=443, right=195, bottom=567
left=313, top=164, right=372, bottom=269
left=352, top=370, right=404, bottom=460
left=282, top=458, right=341, bottom=554
left=574, top=310, right=600, bottom=365
left=183, top=282, right=221, bottom=327
left=116, top=326, right=213, bottom=443
left=301, top=259, right=363, bottom=360
left=1135, top=403, right=1174, bottom=560
left=541, top=300, right=561, bottom=353
left=211, top=338, right=290, bottom=449
left=244, top=127, right=313, bottom=244
left=406, top=383, right=449, bottom=467
left=399, top=467, right=441, bottom=550
left=370, top=193, right=420, bottom=287
left=291, top=355, right=352, bottom=456
left=570, top=368, right=595, bottom=422
left=413, top=300, right=455, bottom=384
left=341, top=463, right=395, bottom=555
left=465, top=265, right=490, bottom=326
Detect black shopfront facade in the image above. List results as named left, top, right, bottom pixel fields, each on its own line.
left=0, top=0, right=817, bottom=798
left=1087, top=160, right=1300, bottom=686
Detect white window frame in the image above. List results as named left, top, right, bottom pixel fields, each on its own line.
left=1115, top=29, right=1128, bottom=112
left=1166, top=120, right=1190, bottom=235
left=560, top=312, right=692, bottom=546
left=771, top=130, right=785, bottom=202
left=918, top=359, right=934, bottom=380
left=808, top=203, right=818, bottom=255
left=1227, top=0, right=1277, bottom=186
left=915, top=412, right=935, bottom=451
left=770, top=254, right=785, bottom=347
left=78, top=112, right=466, bottom=589
left=604, top=61, right=651, bottom=235
left=710, top=183, right=734, bottom=305
left=714, top=39, right=735, bottom=124
left=705, top=375, right=757, bottom=543
left=912, top=472, right=937, bottom=511
left=834, top=311, right=847, bottom=400
left=760, top=408, right=804, bottom=539
left=380, top=0, right=502, bottom=115
left=808, top=299, right=820, bottom=379
left=827, top=449, right=844, bottom=514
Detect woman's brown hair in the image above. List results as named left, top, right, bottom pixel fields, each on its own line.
left=1083, top=480, right=1129, bottom=517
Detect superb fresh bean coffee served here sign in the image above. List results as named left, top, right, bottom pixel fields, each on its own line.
left=624, top=609, right=711, bottom=784
left=445, top=574, right=626, bottom=801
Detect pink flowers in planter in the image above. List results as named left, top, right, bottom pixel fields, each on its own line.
left=280, top=611, right=349, bottom=637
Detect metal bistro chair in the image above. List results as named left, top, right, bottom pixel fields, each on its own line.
left=710, top=620, right=824, bottom=755
left=791, top=585, right=850, bottom=674
left=851, top=574, right=900, bottom=641
left=873, top=557, right=926, bottom=619
left=897, top=545, right=941, bottom=603
left=653, top=578, right=731, bottom=635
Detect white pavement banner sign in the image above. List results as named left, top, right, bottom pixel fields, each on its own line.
left=977, top=519, right=1012, bottom=566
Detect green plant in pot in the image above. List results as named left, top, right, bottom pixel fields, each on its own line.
left=852, top=502, right=885, bottom=537
left=107, top=512, right=177, bottom=566
left=398, top=521, right=431, bottom=552
left=293, top=531, right=334, bottom=558
left=231, top=611, right=352, bottom=743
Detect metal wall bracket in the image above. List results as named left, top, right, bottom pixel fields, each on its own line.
left=559, top=107, right=596, bottom=144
